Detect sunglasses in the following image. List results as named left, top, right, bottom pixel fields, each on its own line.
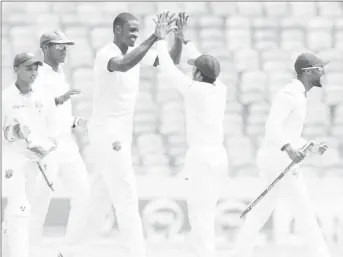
left=302, top=66, right=324, bottom=73
left=50, top=44, right=69, bottom=51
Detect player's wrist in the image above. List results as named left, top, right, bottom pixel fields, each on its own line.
left=55, top=97, right=64, bottom=106
left=151, top=33, right=160, bottom=42
left=182, top=39, right=190, bottom=45
left=72, top=117, right=80, bottom=128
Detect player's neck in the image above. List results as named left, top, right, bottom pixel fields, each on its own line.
left=15, top=78, right=32, bottom=95
left=297, top=76, right=313, bottom=94
left=44, top=57, right=60, bottom=72
left=113, top=38, right=128, bottom=55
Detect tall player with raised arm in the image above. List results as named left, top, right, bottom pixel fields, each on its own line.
left=87, top=12, right=181, bottom=257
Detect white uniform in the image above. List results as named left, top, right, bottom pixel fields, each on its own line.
left=156, top=40, right=228, bottom=257
left=232, top=80, right=331, bottom=257
left=87, top=42, right=157, bottom=257
left=2, top=83, right=58, bottom=257
left=30, top=63, right=90, bottom=256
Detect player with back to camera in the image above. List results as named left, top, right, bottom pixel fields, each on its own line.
left=86, top=11, right=182, bottom=257
left=2, top=52, right=58, bottom=257
left=154, top=13, right=229, bottom=257
left=230, top=53, right=331, bottom=257
left=28, top=30, right=91, bottom=257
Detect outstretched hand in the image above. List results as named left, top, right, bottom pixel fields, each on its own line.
left=153, top=11, right=178, bottom=40
left=174, top=12, right=189, bottom=41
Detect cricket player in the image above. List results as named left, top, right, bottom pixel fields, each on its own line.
left=28, top=30, right=90, bottom=257
left=2, top=53, right=58, bottom=257
left=231, top=53, right=331, bottom=257
left=155, top=14, right=228, bottom=257
left=86, top=12, right=182, bottom=257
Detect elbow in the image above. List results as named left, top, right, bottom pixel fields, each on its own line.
left=3, top=126, right=16, bottom=142
left=173, top=58, right=181, bottom=65
left=120, top=66, right=130, bottom=72
left=171, top=53, right=181, bottom=65
left=108, top=61, right=131, bottom=72
left=117, top=64, right=130, bottom=72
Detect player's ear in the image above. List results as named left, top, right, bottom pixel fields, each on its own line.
left=13, top=66, right=19, bottom=73
left=196, top=70, right=203, bottom=80
left=41, top=44, right=48, bottom=54
left=114, top=25, right=122, bottom=35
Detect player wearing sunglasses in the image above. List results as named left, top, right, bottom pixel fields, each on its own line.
left=28, top=30, right=90, bottom=257
left=230, top=53, right=331, bottom=257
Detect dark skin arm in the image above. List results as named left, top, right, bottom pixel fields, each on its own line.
left=108, top=33, right=158, bottom=72
left=153, top=37, right=183, bottom=66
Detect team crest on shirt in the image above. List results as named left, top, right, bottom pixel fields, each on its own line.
left=112, top=141, right=122, bottom=151
left=5, top=169, right=14, bottom=179
left=13, top=104, right=26, bottom=109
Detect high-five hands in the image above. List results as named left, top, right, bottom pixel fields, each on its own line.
left=174, top=12, right=190, bottom=42
left=153, top=11, right=178, bottom=40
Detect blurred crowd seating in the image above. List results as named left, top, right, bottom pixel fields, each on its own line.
left=2, top=2, right=343, bottom=178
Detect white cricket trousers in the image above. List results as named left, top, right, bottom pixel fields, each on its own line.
left=183, top=145, right=228, bottom=257
left=232, top=146, right=331, bottom=257
left=28, top=136, right=90, bottom=257
left=2, top=153, right=56, bottom=257
left=86, top=131, right=146, bottom=257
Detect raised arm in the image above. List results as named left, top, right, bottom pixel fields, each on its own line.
left=156, top=40, right=191, bottom=92
left=168, top=37, right=183, bottom=65
left=151, top=37, right=183, bottom=67
left=108, top=33, right=158, bottom=72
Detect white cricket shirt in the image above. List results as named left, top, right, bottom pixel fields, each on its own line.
left=2, top=83, right=56, bottom=157
left=262, top=79, right=307, bottom=151
left=156, top=40, right=227, bottom=148
left=90, top=42, right=157, bottom=143
left=34, top=63, right=74, bottom=139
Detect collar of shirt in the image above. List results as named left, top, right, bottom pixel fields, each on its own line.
left=11, top=82, right=33, bottom=97
left=41, top=62, right=64, bottom=74
left=291, top=79, right=307, bottom=97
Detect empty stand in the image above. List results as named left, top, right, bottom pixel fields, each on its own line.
left=289, top=2, right=317, bottom=17
left=210, top=2, right=237, bottom=17
left=237, top=2, right=263, bottom=16
left=239, top=70, right=267, bottom=104
left=263, top=2, right=289, bottom=17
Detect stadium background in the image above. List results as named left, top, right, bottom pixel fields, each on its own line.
left=1, top=1, right=343, bottom=256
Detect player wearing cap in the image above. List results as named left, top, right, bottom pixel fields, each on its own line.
left=2, top=53, right=58, bottom=257
left=28, top=30, right=90, bottom=257
left=230, top=53, right=331, bottom=257
left=154, top=14, right=228, bottom=257
left=87, top=12, right=182, bottom=257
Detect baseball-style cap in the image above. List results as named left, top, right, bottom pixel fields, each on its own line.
left=40, top=29, right=75, bottom=47
left=187, top=55, right=221, bottom=80
left=13, top=52, right=43, bottom=67
left=294, top=53, right=329, bottom=75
